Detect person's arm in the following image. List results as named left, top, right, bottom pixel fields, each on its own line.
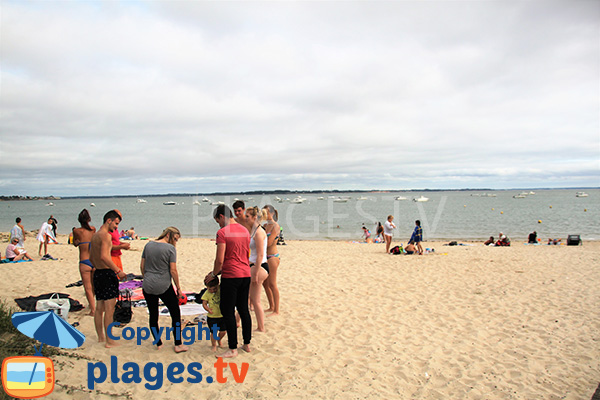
left=169, top=262, right=182, bottom=294
left=202, top=299, right=212, bottom=314
left=140, top=257, right=145, bottom=276
left=72, top=228, right=80, bottom=247
left=102, top=234, right=126, bottom=279
left=114, top=241, right=131, bottom=251
left=205, top=242, right=225, bottom=284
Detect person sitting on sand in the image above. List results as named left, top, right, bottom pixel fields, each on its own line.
left=126, top=227, right=138, bottom=240
left=5, top=237, right=33, bottom=261
left=404, top=243, right=417, bottom=255
left=201, top=276, right=227, bottom=352
left=484, top=236, right=495, bottom=246
left=528, top=231, right=537, bottom=244
left=496, top=234, right=511, bottom=246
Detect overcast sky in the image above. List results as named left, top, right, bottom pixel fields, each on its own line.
left=1, top=1, right=598, bottom=196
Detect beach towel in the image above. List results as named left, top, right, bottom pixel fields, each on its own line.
left=15, top=293, right=84, bottom=312
left=154, top=303, right=207, bottom=317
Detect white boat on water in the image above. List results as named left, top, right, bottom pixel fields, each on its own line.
left=356, top=196, right=369, bottom=201
left=413, top=196, right=429, bottom=202
left=513, top=194, right=527, bottom=199
left=163, top=201, right=177, bottom=206
left=575, top=192, right=589, bottom=197
left=193, top=200, right=202, bottom=205
left=46, top=202, right=54, bottom=206
left=333, top=197, right=348, bottom=203
left=201, top=197, right=210, bottom=202
left=395, top=196, right=407, bottom=201
left=291, top=197, right=307, bottom=204
left=529, top=191, right=536, bottom=195
left=317, top=197, right=325, bottom=200
left=90, top=203, right=96, bottom=207
left=137, top=198, right=147, bottom=203
left=211, top=201, right=225, bottom=205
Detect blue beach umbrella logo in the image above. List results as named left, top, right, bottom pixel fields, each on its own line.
left=1, top=311, right=86, bottom=398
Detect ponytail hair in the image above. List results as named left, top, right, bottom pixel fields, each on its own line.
left=78, top=209, right=92, bottom=231
left=157, top=226, right=181, bottom=246
left=263, top=204, right=278, bottom=222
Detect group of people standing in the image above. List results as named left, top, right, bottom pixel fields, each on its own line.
left=379, top=216, right=424, bottom=254
left=70, top=202, right=282, bottom=359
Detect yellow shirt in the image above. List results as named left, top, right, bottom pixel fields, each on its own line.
left=200, top=288, right=222, bottom=318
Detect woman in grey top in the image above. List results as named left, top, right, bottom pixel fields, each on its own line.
left=140, top=226, right=188, bottom=353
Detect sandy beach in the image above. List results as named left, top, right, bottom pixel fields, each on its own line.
left=1, top=235, right=598, bottom=400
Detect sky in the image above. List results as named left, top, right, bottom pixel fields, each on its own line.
left=0, top=0, right=598, bottom=196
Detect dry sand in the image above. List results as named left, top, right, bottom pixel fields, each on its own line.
left=1, top=235, right=599, bottom=399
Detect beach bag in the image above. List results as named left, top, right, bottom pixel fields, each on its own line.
left=113, top=290, right=133, bottom=325
left=567, top=235, right=581, bottom=246
left=36, top=293, right=70, bottom=321
left=390, top=245, right=401, bottom=255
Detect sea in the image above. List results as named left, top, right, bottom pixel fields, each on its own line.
left=1, top=189, right=598, bottom=242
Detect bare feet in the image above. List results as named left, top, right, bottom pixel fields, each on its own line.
left=267, top=312, right=279, bottom=317
left=98, top=336, right=105, bottom=343
left=211, top=345, right=217, bottom=352
left=241, top=344, right=251, bottom=353
left=87, top=310, right=95, bottom=316
left=264, top=308, right=274, bottom=313
left=105, top=341, right=121, bottom=348
left=216, top=349, right=238, bottom=358
left=174, top=344, right=189, bottom=353
left=256, top=327, right=265, bottom=332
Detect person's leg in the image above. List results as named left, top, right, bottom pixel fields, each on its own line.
left=159, top=285, right=187, bottom=352
left=43, top=236, right=48, bottom=256
left=236, top=277, right=252, bottom=351
left=266, top=257, right=280, bottom=315
left=385, top=234, right=392, bottom=253
left=263, top=279, right=274, bottom=312
left=103, top=298, right=119, bottom=348
left=79, top=264, right=95, bottom=315
left=14, top=253, right=25, bottom=261
left=143, top=290, right=162, bottom=348
left=94, top=300, right=106, bottom=342
left=219, top=278, right=239, bottom=357
left=38, top=241, right=43, bottom=256
left=250, top=267, right=268, bottom=331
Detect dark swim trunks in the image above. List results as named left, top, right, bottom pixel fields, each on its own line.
left=93, top=269, right=119, bottom=300
left=207, top=317, right=227, bottom=334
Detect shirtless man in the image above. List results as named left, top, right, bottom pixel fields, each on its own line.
left=232, top=200, right=247, bottom=228
left=90, top=210, right=127, bottom=347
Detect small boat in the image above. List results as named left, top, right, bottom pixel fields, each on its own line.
left=275, top=197, right=282, bottom=202
left=513, top=194, right=527, bottom=199
left=529, top=191, right=536, bottom=195
left=163, top=201, right=177, bottom=206
left=332, top=198, right=348, bottom=203
left=395, top=196, right=407, bottom=201
left=482, top=193, right=497, bottom=197
left=317, top=197, right=325, bottom=200
left=356, top=196, right=368, bottom=201
left=201, top=197, right=210, bottom=202
left=90, top=203, right=96, bottom=207
left=193, top=200, right=202, bottom=206
left=137, top=199, right=147, bottom=203
left=291, top=196, right=307, bottom=204
left=46, top=202, right=54, bottom=206
left=413, top=196, right=429, bottom=202
left=575, top=192, right=589, bottom=197
left=211, top=201, right=225, bottom=205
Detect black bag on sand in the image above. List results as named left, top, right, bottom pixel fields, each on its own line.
left=114, top=290, right=133, bottom=325
left=390, top=245, right=401, bottom=255
left=567, top=235, right=582, bottom=246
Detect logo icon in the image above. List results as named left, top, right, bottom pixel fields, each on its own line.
left=2, top=355, right=54, bottom=399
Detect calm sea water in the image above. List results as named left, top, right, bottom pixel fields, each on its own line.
left=1, top=189, right=598, bottom=242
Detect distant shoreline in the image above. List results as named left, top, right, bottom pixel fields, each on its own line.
left=1, top=187, right=598, bottom=201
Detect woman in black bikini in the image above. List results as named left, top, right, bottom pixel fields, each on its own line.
left=72, top=209, right=96, bottom=315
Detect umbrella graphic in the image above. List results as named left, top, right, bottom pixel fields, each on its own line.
left=12, top=311, right=86, bottom=350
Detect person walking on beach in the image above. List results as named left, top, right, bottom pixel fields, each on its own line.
left=384, top=215, right=396, bottom=253
left=72, top=209, right=96, bottom=315
left=90, top=210, right=127, bottom=348
left=110, top=209, right=130, bottom=272
left=409, top=220, right=424, bottom=255
left=262, top=204, right=281, bottom=316
left=9, top=217, right=26, bottom=248
left=246, top=206, right=269, bottom=332
left=204, top=205, right=252, bottom=358
left=141, top=226, right=188, bottom=353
